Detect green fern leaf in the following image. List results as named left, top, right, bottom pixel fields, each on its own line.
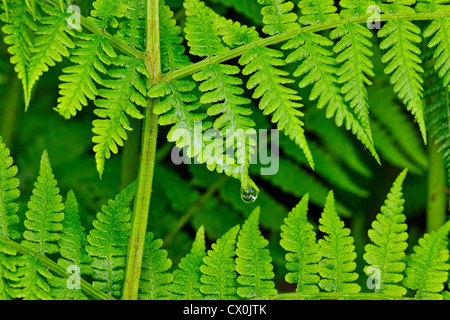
left=425, top=79, right=450, bottom=189
left=92, top=55, right=147, bottom=177
left=86, top=181, right=136, bottom=298
left=200, top=225, right=240, bottom=300
left=235, top=207, right=277, bottom=298
left=318, top=191, right=360, bottom=293
left=139, top=232, right=174, bottom=300
left=92, top=0, right=148, bottom=177
left=184, top=0, right=257, bottom=191
left=26, top=3, right=75, bottom=109
left=0, top=137, right=20, bottom=299
left=216, top=12, right=314, bottom=169
left=363, top=169, right=409, bottom=297
left=279, top=194, right=321, bottom=293
left=22, top=151, right=65, bottom=256
left=49, top=191, right=92, bottom=300
left=403, top=221, right=450, bottom=300
left=298, top=0, right=340, bottom=25
left=330, top=0, right=377, bottom=143
left=282, top=30, right=379, bottom=163
left=56, top=32, right=116, bottom=119
left=259, top=0, right=300, bottom=35
left=169, top=226, right=206, bottom=300
left=91, top=0, right=128, bottom=29
left=417, top=1, right=450, bottom=87
left=151, top=1, right=209, bottom=160
left=13, top=150, right=64, bottom=300
left=0, top=0, right=36, bottom=106
left=378, top=3, right=427, bottom=143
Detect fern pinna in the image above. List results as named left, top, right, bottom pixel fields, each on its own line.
left=0, top=140, right=449, bottom=300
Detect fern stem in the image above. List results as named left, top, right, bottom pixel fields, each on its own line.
left=162, top=12, right=450, bottom=82
left=0, top=237, right=112, bottom=300
left=45, top=0, right=144, bottom=60
left=426, top=141, right=448, bottom=232
left=122, top=0, right=161, bottom=300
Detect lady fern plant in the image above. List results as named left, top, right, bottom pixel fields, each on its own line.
left=0, top=0, right=449, bottom=301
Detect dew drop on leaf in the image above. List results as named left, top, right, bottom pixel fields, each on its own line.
left=240, top=185, right=259, bottom=203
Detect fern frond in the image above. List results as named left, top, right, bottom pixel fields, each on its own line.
left=403, top=221, right=450, bottom=300
left=417, top=1, right=450, bottom=87
left=0, top=137, right=20, bottom=240
left=86, top=181, right=136, bottom=298
left=91, top=0, right=128, bottom=29
left=200, top=225, right=240, bottom=300
left=279, top=194, right=321, bottom=293
left=297, top=0, right=340, bottom=25
left=92, top=55, right=147, bottom=177
left=169, top=226, right=206, bottom=300
left=139, top=232, right=173, bottom=300
left=55, top=32, right=116, bottom=119
left=330, top=0, right=377, bottom=143
left=13, top=150, right=64, bottom=300
left=217, top=11, right=314, bottom=169
left=378, top=2, right=427, bottom=143
left=282, top=19, right=379, bottom=163
left=49, top=190, right=92, bottom=300
left=0, top=0, right=36, bottom=106
left=259, top=0, right=300, bottom=35
left=26, top=3, right=75, bottom=109
left=91, top=0, right=147, bottom=177
left=184, top=0, right=257, bottom=190
left=318, top=191, right=360, bottom=293
left=22, top=151, right=65, bottom=256
left=425, top=79, right=450, bottom=189
left=363, top=169, right=409, bottom=297
left=150, top=1, right=209, bottom=160
left=235, top=208, right=277, bottom=298
left=0, top=137, right=20, bottom=299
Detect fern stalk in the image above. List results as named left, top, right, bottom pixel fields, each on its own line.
left=122, top=0, right=160, bottom=300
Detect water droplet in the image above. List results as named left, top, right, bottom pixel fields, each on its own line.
left=240, top=185, right=259, bottom=203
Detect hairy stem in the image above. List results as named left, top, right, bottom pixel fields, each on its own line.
left=122, top=0, right=161, bottom=300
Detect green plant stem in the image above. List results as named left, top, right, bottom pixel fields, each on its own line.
left=122, top=0, right=161, bottom=300
left=0, top=237, right=112, bottom=300
left=426, top=141, right=448, bottom=232
left=163, top=176, right=229, bottom=247
left=162, top=12, right=450, bottom=82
